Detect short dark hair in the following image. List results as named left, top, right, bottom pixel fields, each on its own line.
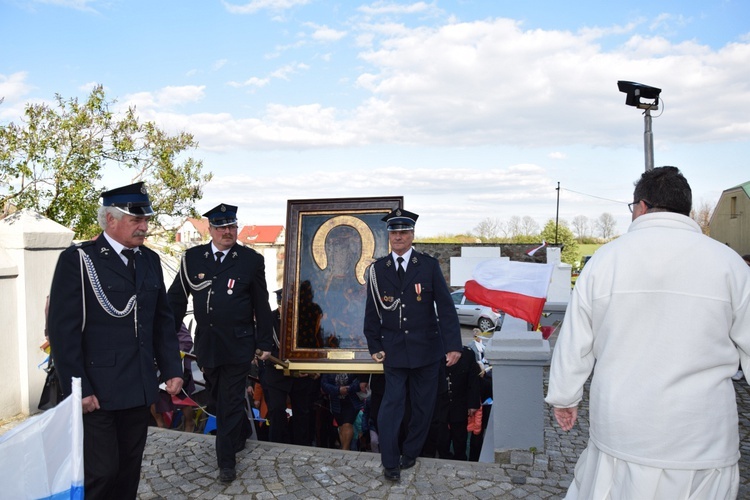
left=632, top=166, right=692, bottom=216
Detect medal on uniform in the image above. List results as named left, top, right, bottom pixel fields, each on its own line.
left=198, top=273, right=205, bottom=279
left=415, top=283, right=422, bottom=301
left=227, top=278, right=235, bottom=295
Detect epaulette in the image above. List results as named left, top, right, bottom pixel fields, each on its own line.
left=74, top=240, right=96, bottom=248
left=413, top=249, right=436, bottom=261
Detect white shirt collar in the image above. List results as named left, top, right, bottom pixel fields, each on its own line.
left=392, top=248, right=413, bottom=269
left=210, top=242, right=231, bottom=256
left=102, top=232, right=138, bottom=255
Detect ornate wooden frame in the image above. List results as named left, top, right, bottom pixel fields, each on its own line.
left=279, top=197, right=402, bottom=373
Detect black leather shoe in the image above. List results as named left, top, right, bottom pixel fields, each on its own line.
left=399, top=456, right=416, bottom=470
left=384, top=467, right=401, bottom=481
left=219, top=467, right=236, bottom=483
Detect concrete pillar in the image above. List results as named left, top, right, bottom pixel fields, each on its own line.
left=0, top=210, right=74, bottom=416
left=481, top=326, right=551, bottom=461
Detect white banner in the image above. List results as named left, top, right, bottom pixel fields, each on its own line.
left=0, top=377, right=83, bottom=499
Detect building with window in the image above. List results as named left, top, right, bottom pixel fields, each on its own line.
left=709, top=181, right=750, bottom=256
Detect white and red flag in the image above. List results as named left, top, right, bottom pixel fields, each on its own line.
left=526, top=240, right=547, bottom=256
left=464, top=259, right=554, bottom=328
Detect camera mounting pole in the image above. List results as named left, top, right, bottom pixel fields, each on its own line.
left=617, top=81, right=662, bottom=172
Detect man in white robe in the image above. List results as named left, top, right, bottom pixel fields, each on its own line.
left=546, top=166, right=750, bottom=499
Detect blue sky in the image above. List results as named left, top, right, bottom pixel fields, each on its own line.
left=2, top=0, right=749, bottom=237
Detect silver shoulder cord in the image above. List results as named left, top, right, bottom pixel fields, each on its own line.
left=77, top=248, right=138, bottom=334
left=178, top=253, right=213, bottom=314
left=367, top=264, right=400, bottom=322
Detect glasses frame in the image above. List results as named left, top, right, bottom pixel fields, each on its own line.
left=628, top=199, right=654, bottom=213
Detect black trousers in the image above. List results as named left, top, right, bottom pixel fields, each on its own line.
left=83, top=406, right=150, bottom=500
left=265, top=377, right=316, bottom=446
left=378, top=361, right=439, bottom=469
left=203, top=360, right=253, bottom=469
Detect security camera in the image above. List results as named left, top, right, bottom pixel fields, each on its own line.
left=617, top=81, right=661, bottom=110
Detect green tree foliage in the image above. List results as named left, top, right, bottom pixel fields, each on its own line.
left=0, top=85, right=212, bottom=238
left=540, top=219, right=578, bottom=265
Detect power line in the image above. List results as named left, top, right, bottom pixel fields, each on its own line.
left=561, top=187, right=627, bottom=205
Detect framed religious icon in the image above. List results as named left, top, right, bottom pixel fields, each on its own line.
left=279, top=196, right=403, bottom=373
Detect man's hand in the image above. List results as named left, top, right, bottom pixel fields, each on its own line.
left=164, top=377, right=184, bottom=396
left=371, top=351, right=385, bottom=363
left=553, top=406, right=578, bottom=431
left=445, top=351, right=461, bottom=367
left=258, top=351, right=271, bottom=361
left=82, top=394, right=100, bottom=414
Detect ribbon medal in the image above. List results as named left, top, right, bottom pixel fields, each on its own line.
left=415, top=283, right=422, bottom=301
left=227, top=278, right=235, bottom=295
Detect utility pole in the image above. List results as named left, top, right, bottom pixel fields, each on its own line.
left=555, top=182, right=560, bottom=245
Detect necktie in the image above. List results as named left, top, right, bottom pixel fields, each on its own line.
left=397, top=256, right=405, bottom=282
left=122, top=249, right=136, bottom=278
left=214, top=251, right=224, bottom=267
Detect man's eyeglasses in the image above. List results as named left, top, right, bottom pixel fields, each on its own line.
left=212, top=225, right=238, bottom=231
left=627, top=200, right=654, bottom=213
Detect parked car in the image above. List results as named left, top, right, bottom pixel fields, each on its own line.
left=451, top=289, right=503, bottom=332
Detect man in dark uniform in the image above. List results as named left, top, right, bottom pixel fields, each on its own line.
left=48, top=182, right=184, bottom=499
left=262, top=288, right=318, bottom=445
left=168, top=203, right=273, bottom=483
left=363, top=208, right=462, bottom=481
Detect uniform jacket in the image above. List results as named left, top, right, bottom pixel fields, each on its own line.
left=47, top=235, right=183, bottom=411
left=546, top=212, right=750, bottom=469
left=363, top=249, right=462, bottom=368
left=168, top=242, right=274, bottom=368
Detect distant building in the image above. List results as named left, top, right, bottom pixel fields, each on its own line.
left=709, top=180, right=750, bottom=256
left=238, top=225, right=285, bottom=295
left=238, top=225, right=285, bottom=247
left=175, top=217, right=210, bottom=245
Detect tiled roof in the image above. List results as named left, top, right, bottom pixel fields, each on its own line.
left=238, top=225, right=284, bottom=245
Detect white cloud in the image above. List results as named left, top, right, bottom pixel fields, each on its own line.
left=227, top=62, right=309, bottom=89
left=121, top=85, right=205, bottom=111
left=32, top=0, right=98, bottom=13
left=358, top=1, right=439, bottom=16
left=0, top=72, right=34, bottom=103
left=222, top=0, right=310, bottom=15
left=228, top=76, right=271, bottom=88
left=304, top=22, right=347, bottom=42
left=79, top=16, right=750, bottom=164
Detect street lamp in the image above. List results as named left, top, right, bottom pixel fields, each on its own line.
left=617, top=80, right=662, bottom=171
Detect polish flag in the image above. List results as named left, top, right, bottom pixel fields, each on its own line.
left=526, top=240, right=547, bottom=256
left=465, top=259, right=554, bottom=328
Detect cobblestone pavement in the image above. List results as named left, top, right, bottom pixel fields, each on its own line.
left=3, top=369, right=750, bottom=498
left=134, top=372, right=750, bottom=499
